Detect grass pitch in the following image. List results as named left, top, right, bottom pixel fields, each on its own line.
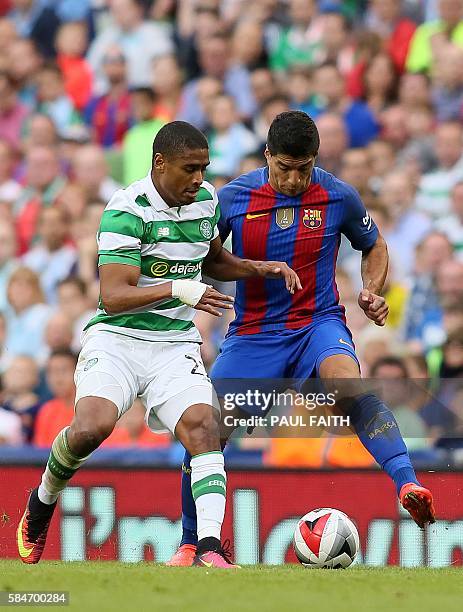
left=1, top=561, right=462, bottom=612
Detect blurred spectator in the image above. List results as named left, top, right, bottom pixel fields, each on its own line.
left=318, top=10, right=355, bottom=73
left=178, top=33, right=256, bottom=130
left=7, top=0, right=60, bottom=58
left=35, top=62, right=80, bottom=136
left=253, top=93, right=290, bottom=146
left=367, top=139, right=397, bottom=191
left=399, top=72, right=432, bottom=112
left=250, top=68, right=278, bottom=111
left=1, top=354, right=40, bottom=441
left=54, top=182, right=87, bottom=223
left=403, top=232, right=454, bottom=347
left=33, top=349, right=76, bottom=447
left=430, top=43, right=463, bottom=122
left=4, top=267, right=52, bottom=365
left=380, top=103, right=409, bottom=150
left=152, top=55, right=183, bottom=123
left=398, top=105, right=437, bottom=174
left=72, top=144, right=120, bottom=202
left=287, top=66, right=314, bottom=116
left=22, top=207, right=77, bottom=304
left=0, top=71, right=30, bottom=149
left=361, top=52, right=399, bottom=115
left=356, top=325, right=401, bottom=375
left=380, top=170, right=432, bottom=281
left=22, top=113, right=58, bottom=153
left=56, top=277, right=93, bottom=353
left=175, top=0, right=225, bottom=81
left=44, top=312, right=73, bottom=356
left=415, top=121, right=463, bottom=219
left=71, top=199, right=104, bottom=296
left=0, top=218, right=18, bottom=312
left=0, top=406, right=22, bottom=445
left=270, top=0, right=323, bottom=72
left=365, top=0, right=416, bottom=72
left=339, top=148, right=377, bottom=207
left=14, top=145, right=66, bottom=254
left=231, top=19, right=267, bottom=71
left=122, top=87, right=164, bottom=185
left=436, top=180, right=463, bottom=256
left=406, top=0, right=463, bottom=73
left=0, top=139, right=21, bottom=203
left=316, top=112, right=348, bottom=175
left=0, top=18, right=18, bottom=55
left=312, top=63, right=380, bottom=147
left=410, top=257, right=463, bottom=349
left=87, top=0, right=173, bottom=93
left=84, top=45, right=132, bottom=148
left=55, top=21, right=92, bottom=112
left=207, top=95, right=258, bottom=178
left=6, top=37, right=42, bottom=108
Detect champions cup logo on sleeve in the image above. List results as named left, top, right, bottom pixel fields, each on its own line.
left=303, top=209, right=322, bottom=229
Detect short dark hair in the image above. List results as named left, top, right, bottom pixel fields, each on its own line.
left=370, top=356, right=408, bottom=378
left=267, top=111, right=320, bottom=158
left=130, top=86, right=156, bottom=103
left=49, top=349, right=78, bottom=367
left=152, top=121, right=208, bottom=161
left=58, top=276, right=87, bottom=296
left=39, top=62, right=63, bottom=79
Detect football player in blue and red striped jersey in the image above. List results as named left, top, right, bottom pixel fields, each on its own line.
left=168, top=111, right=435, bottom=567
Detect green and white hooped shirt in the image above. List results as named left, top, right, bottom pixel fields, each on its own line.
left=85, top=173, right=220, bottom=343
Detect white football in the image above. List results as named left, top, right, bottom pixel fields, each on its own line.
left=293, top=508, right=359, bottom=568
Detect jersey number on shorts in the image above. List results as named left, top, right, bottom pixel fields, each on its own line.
left=185, top=354, right=209, bottom=380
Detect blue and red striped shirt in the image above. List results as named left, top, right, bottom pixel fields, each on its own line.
left=218, top=166, right=378, bottom=335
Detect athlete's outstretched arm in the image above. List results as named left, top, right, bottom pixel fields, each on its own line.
left=202, top=237, right=302, bottom=293
left=99, top=264, right=234, bottom=317
left=358, top=233, right=389, bottom=326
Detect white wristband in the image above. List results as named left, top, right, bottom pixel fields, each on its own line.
left=171, top=279, right=209, bottom=307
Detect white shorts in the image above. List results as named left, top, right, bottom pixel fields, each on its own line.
left=74, top=327, right=219, bottom=434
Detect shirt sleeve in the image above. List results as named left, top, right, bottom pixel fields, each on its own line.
left=212, top=190, right=221, bottom=240
left=341, top=183, right=378, bottom=251
left=217, top=183, right=239, bottom=242
left=97, top=207, right=143, bottom=267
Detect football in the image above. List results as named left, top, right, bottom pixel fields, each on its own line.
left=293, top=508, right=360, bottom=568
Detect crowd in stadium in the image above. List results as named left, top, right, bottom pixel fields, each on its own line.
left=0, top=0, right=463, bottom=467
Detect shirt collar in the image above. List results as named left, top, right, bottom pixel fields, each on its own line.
left=143, top=172, right=171, bottom=211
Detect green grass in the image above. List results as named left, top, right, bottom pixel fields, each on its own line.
left=0, top=561, right=462, bottom=612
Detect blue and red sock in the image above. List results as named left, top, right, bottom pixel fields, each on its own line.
left=347, top=394, right=419, bottom=495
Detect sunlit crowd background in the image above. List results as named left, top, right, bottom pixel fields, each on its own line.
left=1, top=0, right=463, bottom=468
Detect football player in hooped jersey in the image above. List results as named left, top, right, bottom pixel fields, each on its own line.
left=169, top=111, right=436, bottom=566
left=16, top=121, right=301, bottom=569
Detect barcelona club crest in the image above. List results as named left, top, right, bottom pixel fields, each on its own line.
left=303, top=208, right=322, bottom=229
left=276, top=207, right=294, bottom=229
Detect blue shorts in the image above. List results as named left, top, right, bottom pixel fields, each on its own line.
left=211, top=315, right=359, bottom=412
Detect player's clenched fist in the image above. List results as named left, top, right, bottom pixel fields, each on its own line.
left=253, top=261, right=302, bottom=294
left=358, top=288, right=389, bottom=326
